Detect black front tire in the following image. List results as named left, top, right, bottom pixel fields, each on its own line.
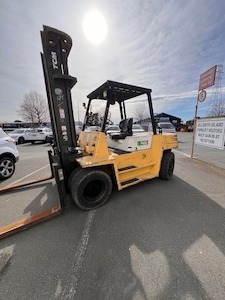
left=70, top=169, right=112, bottom=210
left=159, top=151, right=175, bottom=180
left=0, top=157, right=15, bottom=180
left=31, top=141, right=35, bottom=144
left=68, top=167, right=83, bottom=191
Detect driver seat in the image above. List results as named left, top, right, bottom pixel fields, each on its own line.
left=109, top=118, right=133, bottom=140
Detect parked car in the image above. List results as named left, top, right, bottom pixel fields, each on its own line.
left=157, top=122, right=176, bottom=133
left=46, top=124, right=83, bottom=144
left=8, top=128, right=33, bottom=144
left=46, top=133, right=54, bottom=144
left=26, top=128, right=53, bottom=144
left=106, top=124, right=145, bottom=134
left=75, top=124, right=83, bottom=134
left=105, top=125, right=120, bottom=134
left=85, top=126, right=101, bottom=132
left=132, top=124, right=145, bottom=132
left=0, top=128, right=19, bottom=180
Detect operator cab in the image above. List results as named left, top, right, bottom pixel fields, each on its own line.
left=82, top=80, right=157, bottom=153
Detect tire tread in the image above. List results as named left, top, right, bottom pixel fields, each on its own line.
left=159, top=151, right=175, bottom=180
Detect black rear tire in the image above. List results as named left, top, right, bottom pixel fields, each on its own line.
left=70, top=169, right=112, bottom=210
left=159, top=151, right=175, bottom=180
left=31, top=141, right=35, bottom=144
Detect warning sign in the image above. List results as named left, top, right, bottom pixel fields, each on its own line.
left=195, top=118, right=225, bottom=149
left=199, top=66, right=217, bottom=91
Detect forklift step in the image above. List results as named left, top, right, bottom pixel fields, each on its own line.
left=118, top=164, right=156, bottom=188
left=117, top=162, right=155, bottom=175
left=121, top=178, right=139, bottom=186
left=120, top=172, right=156, bottom=188
left=118, top=165, right=136, bottom=172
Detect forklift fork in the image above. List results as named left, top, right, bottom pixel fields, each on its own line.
left=0, top=25, right=79, bottom=239
left=0, top=151, right=66, bottom=239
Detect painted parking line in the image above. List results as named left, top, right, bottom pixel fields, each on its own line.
left=61, top=210, right=96, bottom=299
left=174, top=149, right=194, bottom=158
left=8, top=164, right=50, bottom=186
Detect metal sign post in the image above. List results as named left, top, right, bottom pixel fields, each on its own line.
left=191, top=66, right=217, bottom=158
left=191, top=90, right=206, bottom=158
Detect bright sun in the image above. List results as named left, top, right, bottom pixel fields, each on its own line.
left=83, top=9, right=108, bottom=45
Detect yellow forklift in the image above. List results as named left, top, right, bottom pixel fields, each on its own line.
left=69, top=80, right=178, bottom=210
left=0, top=26, right=177, bottom=237
left=40, top=25, right=177, bottom=210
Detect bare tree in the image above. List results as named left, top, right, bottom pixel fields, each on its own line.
left=208, top=98, right=225, bottom=117
left=17, top=90, right=49, bottom=125
left=133, top=104, right=149, bottom=123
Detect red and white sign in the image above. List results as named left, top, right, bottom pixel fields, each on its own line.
left=199, top=65, right=217, bottom=91
left=198, top=90, right=206, bottom=102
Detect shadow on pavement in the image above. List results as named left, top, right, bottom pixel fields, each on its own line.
left=0, top=175, right=225, bottom=299
left=76, top=176, right=225, bottom=300
left=0, top=180, right=59, bottom=228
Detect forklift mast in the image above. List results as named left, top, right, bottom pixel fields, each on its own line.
left=40, top=25, right=79, bottom=182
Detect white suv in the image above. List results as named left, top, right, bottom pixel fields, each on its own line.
left=0, top=128, right=19, bottom=180
left=26, top=128, right=53, bottom=144
left=8, top=128, right=33, bottom=144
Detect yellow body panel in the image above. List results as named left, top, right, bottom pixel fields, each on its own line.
left=77, top=131, right=178, bottom=190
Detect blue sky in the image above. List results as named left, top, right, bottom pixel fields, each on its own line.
left=0, top=0, right=225, bottom=123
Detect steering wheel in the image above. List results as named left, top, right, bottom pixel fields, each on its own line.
left=100, top=117, right=114, bottom=125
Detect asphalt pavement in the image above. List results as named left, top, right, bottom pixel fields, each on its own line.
left=0, top=137, right=225, bottom=299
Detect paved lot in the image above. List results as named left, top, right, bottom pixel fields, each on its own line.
left=0, top=138, right=225, bottom=299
